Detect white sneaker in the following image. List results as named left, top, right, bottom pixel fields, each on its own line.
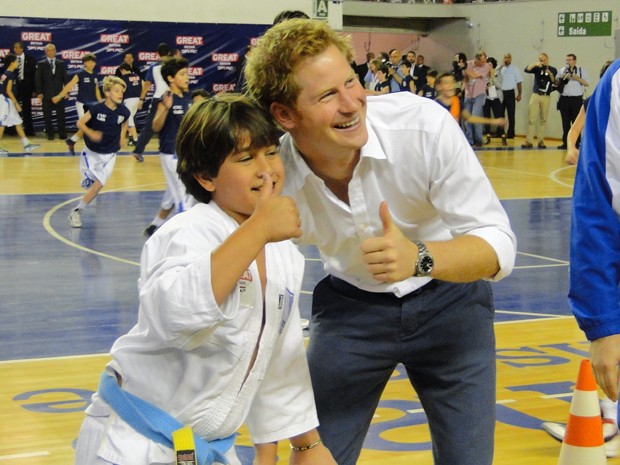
left=69, top=209, right=82, bottom=228
left=24, top=143, right=40, bottom=152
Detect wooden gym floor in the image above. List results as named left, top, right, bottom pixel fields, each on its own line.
left=0, top=131, right=615, bottom=464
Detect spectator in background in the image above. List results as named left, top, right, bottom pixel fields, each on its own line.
left=412, top=54, right=430, bottom=93
left=355, top=52, right=375, bottom=85
left=483, top=57, right=506, bottom=145
left=452, top=52, right=467, bottom=95
left=498, top=52, right=522, bottom=141
left=463, top=51, right=490, bottom=147
left=556, top=53, right=590, bottom=150
left=387, top=48, right=404, bottom=93
left=364, top=58, right=382, bottom=93
left=12, top=41, right=36, bottom=136
left=371, top=64, right=391, bottom=95
left=522, top=53, right=557, bottom=149
left=35, top=43, right=70, bottom=140
left=418, top=70, right=437, bottom=99
left=398, top=61, right=415, bottom=92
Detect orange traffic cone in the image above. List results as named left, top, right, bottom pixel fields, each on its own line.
left=557, top=359, right=607, bottom=465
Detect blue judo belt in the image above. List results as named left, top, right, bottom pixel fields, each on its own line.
left=98, top=372, right=236, bottom=465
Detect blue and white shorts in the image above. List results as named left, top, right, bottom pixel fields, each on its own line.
left=79, top=147, right=117, bottom=189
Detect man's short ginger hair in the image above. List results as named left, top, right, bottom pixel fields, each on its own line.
left=245, top=19, right=354, bottom=111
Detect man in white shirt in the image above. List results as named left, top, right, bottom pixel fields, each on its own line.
left=556, top=53, right=590, bottom=149
left=498, top=52, right=523, bottom=140
left=246, top=19, right=516, bottom=465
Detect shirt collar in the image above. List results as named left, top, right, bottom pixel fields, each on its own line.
left=282, top=118, right=387, bottom=193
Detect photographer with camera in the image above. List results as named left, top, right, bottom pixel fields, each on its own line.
left=522, top=53, right=557, bottom=149
left=556, top=54, right=589, bottom=150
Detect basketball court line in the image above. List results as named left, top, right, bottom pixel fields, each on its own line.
left=0, top=451, right=50, bottom=461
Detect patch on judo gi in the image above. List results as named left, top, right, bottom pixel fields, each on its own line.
left=278, top=288, right=294, bottom=334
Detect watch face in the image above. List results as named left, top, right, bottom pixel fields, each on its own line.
left=419, top=255, right=434, bottom=274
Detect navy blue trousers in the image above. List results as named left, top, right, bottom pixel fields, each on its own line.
left=307, top=277, right=496, bottom=465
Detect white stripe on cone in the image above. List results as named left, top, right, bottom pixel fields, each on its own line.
left=558, top=443, right=607, bottom=465
left=570, top=389, right=602, bottom=417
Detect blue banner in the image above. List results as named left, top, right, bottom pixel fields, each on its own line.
left=0, top=17, right=267, bottom=130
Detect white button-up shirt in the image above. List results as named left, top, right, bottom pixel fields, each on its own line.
left=282, top=92, right=516, bottom=297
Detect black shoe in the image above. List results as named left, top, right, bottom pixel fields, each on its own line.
left=47, top=136, right=54, bottom=141
left=483, top=135, right=491, bottom=145
left=521, top=142, right=533, bottom=148
left=538, top=142, right=547, bottom=149
left=59, top=134, right=67, bottom=140
left=65, top=139, right=76, bottom=156
left=557, top=144, right=567, bottom=150
left=501, top=135, right=507, bottom=146
left=473, top=142, right=483, bottom=148
left=143, top=224, right=157, bottom=237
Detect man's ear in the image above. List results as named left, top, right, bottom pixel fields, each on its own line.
left=194, top=173, right=215, bottom=193
left=270, top=102, right=297, bottom=131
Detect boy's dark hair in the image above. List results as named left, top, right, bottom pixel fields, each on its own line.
left=161, top=57, right=189, bottom=84
left=118, top=62, right=132, bottom=72
left=427, top=70, right=438, bottom=79
left=191, top=88, right=211, bottom=100
left=487, top=57, right=497, bottom=69
left=3, top=54, right=17, bottom=66
left=82, top=53, right=96, bottom=63
left=378, top=64, right=389, bottom=75
left=400, top=61, right=411, bottom=70
left=176, top=93, right=280, bottom=204
left=157, top=43, right=171, bottom=58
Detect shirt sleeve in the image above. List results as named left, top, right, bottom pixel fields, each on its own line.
left=569, top=62, right=620, bottom=340
left=429, top=111, right=517, bottom=281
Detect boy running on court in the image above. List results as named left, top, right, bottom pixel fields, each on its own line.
left=118, top=62, right=142, bottom=146
left=53, top=53, right=102, bottom=155
left=0, top=55, right=40, bottom=155
left=143, top=57, right=194, bottom=236
left=73, top=93, right=336, bottom=465
left=68, top=76, right=130, bottom=227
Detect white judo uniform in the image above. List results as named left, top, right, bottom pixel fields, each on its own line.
left=74, top=202, right=318, bottom=465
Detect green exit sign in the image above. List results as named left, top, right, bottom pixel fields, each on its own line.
left=557, top=11, right=612, bottom=37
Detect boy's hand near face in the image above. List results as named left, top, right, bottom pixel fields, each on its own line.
left=250, top=172, right=302, bottom=244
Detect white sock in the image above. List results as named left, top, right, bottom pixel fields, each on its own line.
left=76, top=200, right=87, bottom=211
left=71, top=135, right=78, bottom=142
left=22, top=137, right=29, bottom=146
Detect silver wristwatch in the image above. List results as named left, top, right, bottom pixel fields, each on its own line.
left=414, top=240, right=434, bottom=277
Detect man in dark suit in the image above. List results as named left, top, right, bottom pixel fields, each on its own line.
left=35, top=43, right=69, bottom=140
left=13, top=41, right=37, bottom=136
left=412, top=54, right=430, bottom=93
